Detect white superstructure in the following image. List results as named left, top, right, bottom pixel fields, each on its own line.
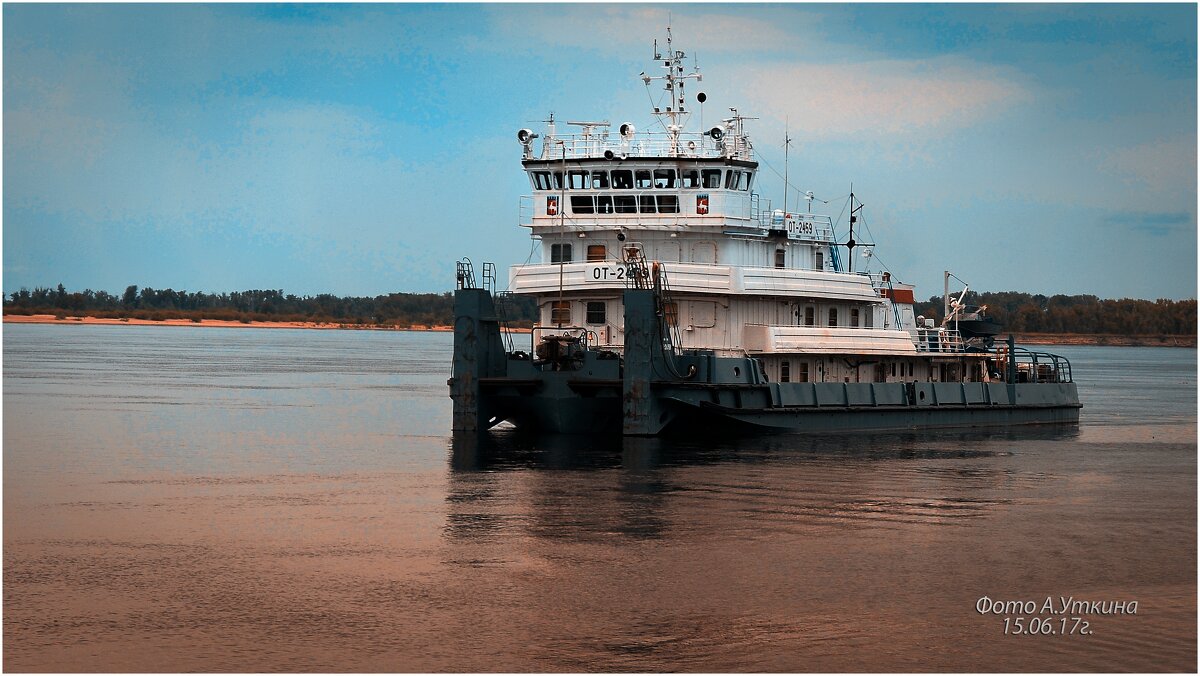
left=510, top=28, right=982, bottom=387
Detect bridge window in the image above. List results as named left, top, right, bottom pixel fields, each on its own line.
left=741, top=172, right=753, bottom=190
left=550, top=243, right=573, bottom=263
left=725, top=171, right=739, bottom=189
left=531, top=171, right=552, bottom=190
left=570, top=196, right=594, bottom=213
left=851, top=308, right=860, bottom=327
left=595, top=195, right=613, bottom=214
left=586, top=302, right=606, bottom=325
left=611, top=170, right=633, bottom=189
left=682, top=170, right=700, bottom=188
left=635, top=170, right=653, bottom=189
left=653, top=169, right=677, bottom=189
left=586, top=245, right=606, bottom=262
left=702, top=169, right=722, bottom=189
left=798, top=362, right=810, bottom=382
left=828, top=307, right=838, bottom=327
left=639, top=195, right=656, bottom=213
left=568, top=171, right=588, bottom=190
left=614, top=195, right=637, bottom=213
left=656, top=195, right=679, bottom=213
left=553, top=171, right=563, bottom=190
left=591, top=171, right=609, bottom=189
left=780, top=360, right=791, bottom=383
left=551, top=301, right=571, bottom=325
left=775, top=249, right=786, bottom=268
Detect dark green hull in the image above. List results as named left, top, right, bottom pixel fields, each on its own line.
left=449, top=288, right=1081, bottom=437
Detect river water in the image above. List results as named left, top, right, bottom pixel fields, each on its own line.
left=4, top=324, right=1195, bottom=671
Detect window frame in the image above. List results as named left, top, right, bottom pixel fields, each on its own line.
left=585, top=301, right=606, bottom=325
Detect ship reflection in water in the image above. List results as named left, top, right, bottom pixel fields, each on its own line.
left=3, top=326, right=1194, bottom=672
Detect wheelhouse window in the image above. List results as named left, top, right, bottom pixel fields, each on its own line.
left=653, top=169, right=677, bottom=189
left=725, top=170, right=739, bottom=189
left=611, top=170, right=633, bottom=189
left=828, top=307, right=838, bottom=327
left=550, top=243, right=573, bottom=263
left=775, top=249, right=786, bottom=268
left=550, top=301, right=571, bottom=325
left=590, top=171, right=610, bottom=189
left=639, top=195, right=656, bottom=213
left=682, top=170, right=700, bottom=188
left=656, top=195, right=679, bottom=213
left=570, top=196, right=595, bottom=214
left=586, top=245, right=606, bottom=262
left=702, top=169, right=722, bottom=189
left=740, top=172, right=753, bottom=190
left=552, top=171, right=563, bottom=190
left=635, top=170, right=653, bottom=189
left=568, top=171, right=588, bottom=190
left=614, top=195, right=637, bottom=213
left=585, top=302, right=606, bottom=325
left=531, top=171, right=552, bottom=190
left=595, top=195, right=614, bottom=214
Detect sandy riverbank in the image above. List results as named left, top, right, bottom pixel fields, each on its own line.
left=2, top=313, right=472, bottom=332
left=1013, top=333, right=1196, bottom=347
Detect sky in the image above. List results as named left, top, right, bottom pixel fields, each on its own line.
left=4, top=3, right=1196, bottom=300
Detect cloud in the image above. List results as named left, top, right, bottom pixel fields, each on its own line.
left=1102, top=210, right=1193, bottom=237
left=1100, top=137, right=1197, bottom=190
left=738, top=58, right=1030, bottom=140
left=483, top=6, right=807, bottom=55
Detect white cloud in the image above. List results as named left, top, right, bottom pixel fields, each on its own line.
left=738, top=58, right=1030, bottom=140
left=1100, top=136, right=1197, bottom=190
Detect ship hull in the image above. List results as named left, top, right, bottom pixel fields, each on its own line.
left=449, top=287, right=1081, bottom=437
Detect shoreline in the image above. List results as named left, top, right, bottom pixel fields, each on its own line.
left=1013, top=332, right=1196, bottom=348
left=2, top=313, right=488, bottom=333
left=4, top=314, right=1191, bottom=346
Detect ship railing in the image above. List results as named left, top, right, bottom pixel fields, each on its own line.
left=1000, top=346, right=1074, bottom=384
left=540, top=132, right=752, bottom=161
left=914, top=328, right=965, bottom=353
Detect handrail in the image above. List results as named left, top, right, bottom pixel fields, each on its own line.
left=1002, top=346, right=1073, bottom=384
left=538, top=131, right=752, bottom=162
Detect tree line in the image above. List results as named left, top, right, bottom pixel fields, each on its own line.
left=913, top=291, right=1195, bottom=335
left=4, top=284, right=538, bottom=328
left=4, top=284, right=1195, bottom=335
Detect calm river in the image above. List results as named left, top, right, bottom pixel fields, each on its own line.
left=4, top=324, right=1195, bottom=671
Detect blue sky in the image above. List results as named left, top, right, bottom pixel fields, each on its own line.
left=4, top=3, right=1196, bottom=300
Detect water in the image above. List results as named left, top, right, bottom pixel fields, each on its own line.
left=4, top=325, right=1195, bottom=671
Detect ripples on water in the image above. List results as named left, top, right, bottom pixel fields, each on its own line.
left=4, top=325, right=1195, bottom=671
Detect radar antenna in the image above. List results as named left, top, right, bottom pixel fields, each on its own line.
left=641, top=24, right=702, bottom=156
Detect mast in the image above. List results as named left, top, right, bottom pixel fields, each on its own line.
left=944, top=270, right=950, bottom=324
left=641, top=24, right=702, bottom=156
left=783, top=120, right=792, bottom=214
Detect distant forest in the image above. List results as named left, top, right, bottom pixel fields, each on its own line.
left=3, top=285, right=539, bottom=328
left=914, top=291, right=1195, bottom=335
left=3, top=284, right=1196, bottom=335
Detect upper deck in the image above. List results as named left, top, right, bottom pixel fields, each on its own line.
left=521, top=126, right=753, bottom=164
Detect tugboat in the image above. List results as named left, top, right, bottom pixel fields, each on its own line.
left=449, top=28, right=1081, bottom=436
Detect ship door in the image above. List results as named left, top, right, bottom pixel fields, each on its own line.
left=659, top=241, right=681, bottom=262
left=691, top=241, right=717, bottom=264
